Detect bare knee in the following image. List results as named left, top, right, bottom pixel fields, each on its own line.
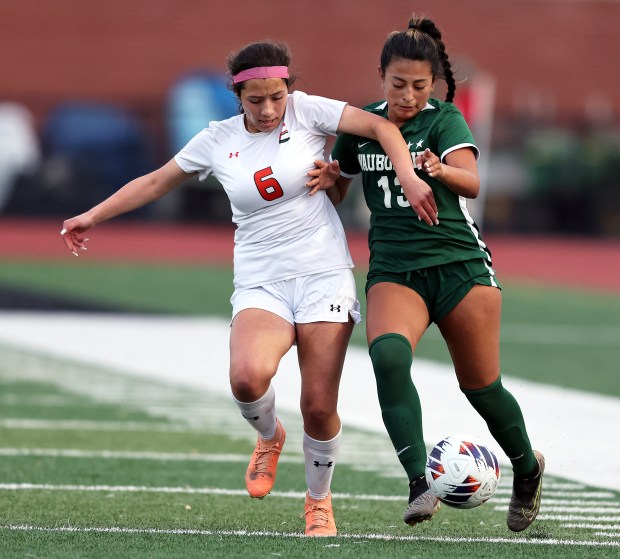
left=300, top=396, right=337, bottom=431
left=230, top=359, right=275, bottom=402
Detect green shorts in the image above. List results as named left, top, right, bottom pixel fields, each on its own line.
left=366, top=258, right=501, bottom=323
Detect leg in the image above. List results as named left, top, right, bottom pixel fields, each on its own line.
left=438, top=285, right=544, bottom=531
left=230, top=309, right=294, bottom=498
left=230, top=308, right=295, bottom=402
left=437, top=285, right=536, bottom=472
left=366, top=282, right=439, bottom=526
left=366, top=282, right=430, bottom=481
left=296, top=319, right=353, bottom=536
left=296, top=319, right=353, bottom=439
left=437, top=284, right=501, bottom=389
left=297, top=318, right=352, bottom=493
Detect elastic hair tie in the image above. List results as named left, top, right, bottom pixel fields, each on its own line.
left=232, top=66, right=289, bottom=84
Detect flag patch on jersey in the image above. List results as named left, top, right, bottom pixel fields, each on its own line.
left=279, top=122, right=290, bottom=143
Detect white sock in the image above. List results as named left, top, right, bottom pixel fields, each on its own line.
left=304, top=428, right=341, bottom=499
left=232, top=384, right=277, bottom=440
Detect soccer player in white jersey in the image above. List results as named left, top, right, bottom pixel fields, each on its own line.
left=60, top=40, right=437, bottom=536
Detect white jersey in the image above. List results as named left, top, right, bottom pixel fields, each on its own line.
left=175, top=90, right=354, bottom=290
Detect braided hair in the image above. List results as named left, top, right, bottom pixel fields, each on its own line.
left=380, top=16, right=456, bottom=103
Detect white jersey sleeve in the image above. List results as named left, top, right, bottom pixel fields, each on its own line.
left=174, top=91, right=353, bottom=290
left=292, top=90, right=345, bottom=136
left=174, top=117, right=228, bottom=182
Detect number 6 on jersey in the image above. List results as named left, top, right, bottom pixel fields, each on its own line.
left=254, top=167, right=284, bottom=201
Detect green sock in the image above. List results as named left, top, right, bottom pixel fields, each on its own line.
left=369, top=333, right=427, bottom=481
left=461, top=376, right=536, bottom=475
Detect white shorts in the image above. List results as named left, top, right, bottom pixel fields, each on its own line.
left=231, top=268, right=361, bottom=325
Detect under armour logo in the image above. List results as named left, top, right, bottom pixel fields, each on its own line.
left=229, top=152, right=239, bottom=158
left=313, top=461, right=333, bottom=468
left=329, top=304, right=341, bottom=312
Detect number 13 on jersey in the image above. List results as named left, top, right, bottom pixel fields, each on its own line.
left=377, top=175, right=410, bottom=208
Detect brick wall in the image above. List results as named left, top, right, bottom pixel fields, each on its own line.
left=2, top=0, right=619, bottom=127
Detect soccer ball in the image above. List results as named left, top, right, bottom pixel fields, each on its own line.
left=425, top=434, right=501, bottom=509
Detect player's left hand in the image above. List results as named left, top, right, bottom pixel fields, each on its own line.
left=416, top=148, right=444, bottom=179
left=306, top=160, right=341, bottom=195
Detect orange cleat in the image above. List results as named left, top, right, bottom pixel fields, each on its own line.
left=245, top=420, right=286, bottom=499
left=303, top=491, right=337, bottom=537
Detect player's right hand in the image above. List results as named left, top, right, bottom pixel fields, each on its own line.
left=402, top=178, right=439, bottom=226
left=60, top=215, right=94, bottom=256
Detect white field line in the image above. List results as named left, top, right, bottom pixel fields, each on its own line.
left=539, top=514, right=620, bottom=522
left=563, top=524, right=620, bottom=530
left=0, top=312, right=619, bottom=490
left=0, top=418, right=202, bottom=432
left=538, top=490, right=617, bottom=498
left=492, top=498, right=620, bottom=507
left=542, top=483, right=587, bottom=490
left=0, top=395, right=84, bottom=406
left=495, top=505, right=620, bottom=514
left=0, top=483, right=400, bottom=501
left=0, top=448, right=304, bottom=463
left=2, top=482, right=618, bottom=512
left=1, top=524, right=619, bottom=547
left=440, top=488, right=615, bottom=499
left=0, top=446, right=616, bottom=500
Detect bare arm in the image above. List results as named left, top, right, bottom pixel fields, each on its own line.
left=326, top=175, right=353, bottom=206
left=307, top=160, right=353, bottom=205
left=337, top=105, right=438, bottom=225
left=61, top=159, right=192, bottom=255
left=417, top=147, right=480, bottom=198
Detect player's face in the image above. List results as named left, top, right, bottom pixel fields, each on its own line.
left=240, top=78, right=288, bottom=133
left=380, top=58, right=435, bottom=126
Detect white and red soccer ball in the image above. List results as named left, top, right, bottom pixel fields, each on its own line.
left=425, top=434, right=501, bottom=509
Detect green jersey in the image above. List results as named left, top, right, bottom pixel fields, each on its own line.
left=332, top=98, right=491, bottom=274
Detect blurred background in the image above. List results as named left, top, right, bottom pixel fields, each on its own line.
left=2, top=0, right=620, bottom=236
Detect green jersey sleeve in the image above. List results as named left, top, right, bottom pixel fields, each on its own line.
left=332, top=132, right=361, bottom=177
left=431, top=103, right=479, bottom=162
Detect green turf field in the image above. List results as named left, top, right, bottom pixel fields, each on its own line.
left=0, top=344, right=618, bottom=558
left=0, top=259, right=618, bottom=396
left=0, top=259, right=619, bottom=557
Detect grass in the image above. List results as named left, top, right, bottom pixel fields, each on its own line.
left=0, top=257, right=619, bottom=556
left=0, top=259, right=618, bottom=396
left=0, top=346, right=618, bottom=558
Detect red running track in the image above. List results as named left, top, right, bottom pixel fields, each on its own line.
left=1, top=218, right=619, bottom=294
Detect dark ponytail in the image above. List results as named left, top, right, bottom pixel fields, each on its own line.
left=381, top=16, right=456, bottom=103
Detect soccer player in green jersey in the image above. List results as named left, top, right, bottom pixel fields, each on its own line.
left=308, top=16, right=544, bottom=532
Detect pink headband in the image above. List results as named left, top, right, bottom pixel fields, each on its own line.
left=232, top=66, right=289, bottom=84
